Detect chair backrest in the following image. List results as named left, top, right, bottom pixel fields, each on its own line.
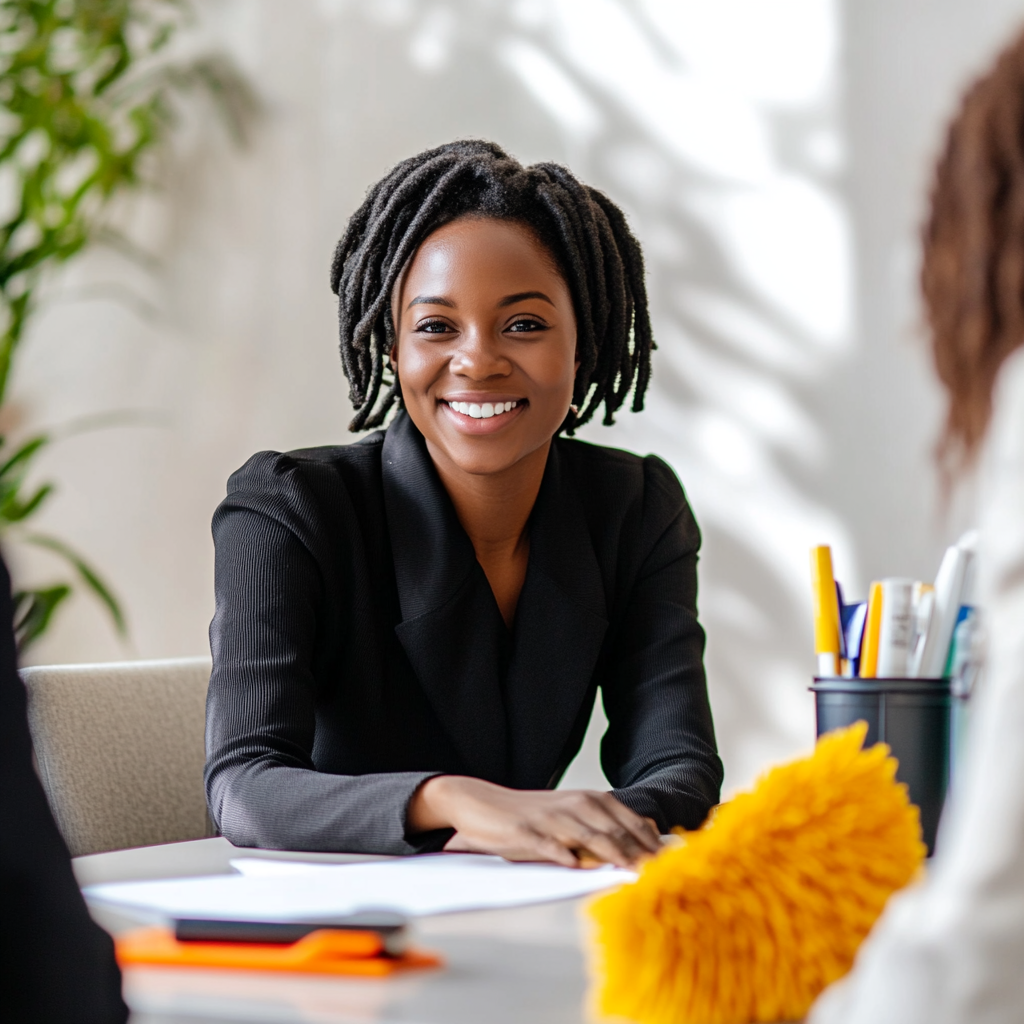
left=23, top=656, right=216, bottom=857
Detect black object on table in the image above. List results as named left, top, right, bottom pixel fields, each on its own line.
left=811, top=676, right=952, bottom=855
left=174, top=910, right=408, bottom=955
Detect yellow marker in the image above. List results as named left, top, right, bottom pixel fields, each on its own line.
left=859, top=581, right=884, bottom=678
left=810, top=546, right=842, bottom=677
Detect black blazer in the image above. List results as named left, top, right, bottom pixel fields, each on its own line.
left=0, top=555, right=128, bottom=1024
left=206, top=411, right=722, bottom=855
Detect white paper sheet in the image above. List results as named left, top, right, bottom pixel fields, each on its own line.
left=84, top=853, right=636, bottom=920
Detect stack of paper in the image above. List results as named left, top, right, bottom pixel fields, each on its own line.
left=85, top=853, right=636, bottom=920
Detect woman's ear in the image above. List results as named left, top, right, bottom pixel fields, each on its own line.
left=389, top=344, right=398, bottom=373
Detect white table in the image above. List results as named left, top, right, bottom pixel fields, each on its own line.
left=74, top=838, right=593, bottom=1024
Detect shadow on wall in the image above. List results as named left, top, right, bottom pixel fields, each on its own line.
left=332, top=0, right=852, bottom=791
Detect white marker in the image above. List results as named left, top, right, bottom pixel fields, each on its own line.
left=907, top=588, right=935, bottom=678
left=876, top=578, right=915, bottom=678
left=918, top=534, right=976, bottom=679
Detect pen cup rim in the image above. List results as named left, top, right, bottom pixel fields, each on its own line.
left=810, top=676, right=951, bottom=694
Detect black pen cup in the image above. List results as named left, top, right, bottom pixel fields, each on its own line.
left=810, top=676, right=952, bottom=855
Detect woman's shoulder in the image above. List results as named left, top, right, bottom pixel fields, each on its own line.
left=227, top=432, right=385, bottom=492
left=554, top=436, right=696, bottom=541
left=218, top=432, right=388, bottom=535
left=556, top=436, right=687, bottom=501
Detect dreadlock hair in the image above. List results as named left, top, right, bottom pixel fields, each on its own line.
left=923, top=26, right=1024, bottom=474
left=330, top=140, right=654, bottom=432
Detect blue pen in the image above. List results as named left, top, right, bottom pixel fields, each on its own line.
left=835, top=582, right=847, bottom=660
left=840, top=601, right=868, bottom=678
left=944, top=605, right=975, bottom=679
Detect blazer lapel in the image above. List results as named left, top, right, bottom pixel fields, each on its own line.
left=382, top=413, right=510, bottom=783
left=505, top=440, right=609, bottom=789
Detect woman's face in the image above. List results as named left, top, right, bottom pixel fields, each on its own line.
left=391, top=216, right=579, bottom=478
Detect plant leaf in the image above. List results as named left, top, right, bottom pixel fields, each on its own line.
left=0, top=433, right=53, bottom=524
left=0, top=481, right=53, bottom=523
left=13, top=584, right=71, bottom=652
left=23, top=532, right=126, bottom=635
left=0, top=433, right=49, bottom=480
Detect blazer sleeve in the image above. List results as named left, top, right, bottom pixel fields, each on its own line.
left=600, top=455, right=723, bottom=832
left=205, top=452, right=446, bottom=856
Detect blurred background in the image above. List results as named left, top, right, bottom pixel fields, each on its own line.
left=8, top=0, right=1018, bottom=795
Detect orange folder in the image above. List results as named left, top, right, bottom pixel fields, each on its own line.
left=116, top=926, right=443, bottom=977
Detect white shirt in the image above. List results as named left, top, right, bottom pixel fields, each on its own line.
left=810, top=349, right=1024, bottom=1024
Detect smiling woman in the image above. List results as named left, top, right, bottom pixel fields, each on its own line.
left=204, top=141, right=723, bottom=866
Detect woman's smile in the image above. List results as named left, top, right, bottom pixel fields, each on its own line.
left=440, top=395, right=527, bottom=433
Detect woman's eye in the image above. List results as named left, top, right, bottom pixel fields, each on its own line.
left=416, top=320, right=452, bottom=334
left=507, top=318, right=546, bottom=333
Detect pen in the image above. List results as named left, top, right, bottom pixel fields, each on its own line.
left=876, top=578, right=914, bottom=678
left=835, top=581, right=851, bottom=675
left=840, top=601, right=868, bottom=677
left=944, top=605, right=975, bottom=677
left=810, top=546, right=842, bottom=676
left=947, top=608, right=982, bottom=698
left=907, top=584, right=935, bottom=678
left=859, top=581, right=883, bottom=678
left=918, top=540, right=975, bottom=679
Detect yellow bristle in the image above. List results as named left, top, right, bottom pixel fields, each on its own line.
left=586, top=723, right=926, bottom=1024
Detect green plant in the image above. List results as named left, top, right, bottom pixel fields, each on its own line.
left=0, top=0, right=254, bottom=650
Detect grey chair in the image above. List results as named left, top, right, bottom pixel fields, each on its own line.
left=22, top=656, right=217, bottom=857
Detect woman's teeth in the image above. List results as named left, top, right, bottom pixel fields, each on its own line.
left=447, top=400, right=518, bottom=419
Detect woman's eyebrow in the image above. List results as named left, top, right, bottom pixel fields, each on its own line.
left=498, top=291, right=555, bottom=307
left=406, top=295, right=455, bottom=310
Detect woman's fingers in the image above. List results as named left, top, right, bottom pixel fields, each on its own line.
left=566, top=821, right=646, bottom=868
left=602, top=799, right=662, bottom=853
left=432, top=779, right=666, bottom=868
left=584, top=794, right=662, bottom=861
left=549, top=794, right=659, bottom=868
left=523, top=833, right=582, bottom=869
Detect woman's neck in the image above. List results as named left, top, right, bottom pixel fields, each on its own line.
left=426, top=439, right=551, bottom=627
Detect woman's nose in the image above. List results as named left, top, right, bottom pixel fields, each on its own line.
left=449, top=326, right=510, bottom=379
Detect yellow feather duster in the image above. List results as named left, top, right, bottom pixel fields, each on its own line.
left=586, top=723, right=926, bottom=1024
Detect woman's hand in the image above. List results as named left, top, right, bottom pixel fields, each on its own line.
left=407, top=775, right=661, bottom=868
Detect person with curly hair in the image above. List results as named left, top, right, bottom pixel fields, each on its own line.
left=811, top=26, right=1024, bottom=1024
left=204, top=141, right=723, bottom=865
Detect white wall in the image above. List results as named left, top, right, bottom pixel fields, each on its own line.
left=13, top=0, right=1024, bottom=794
